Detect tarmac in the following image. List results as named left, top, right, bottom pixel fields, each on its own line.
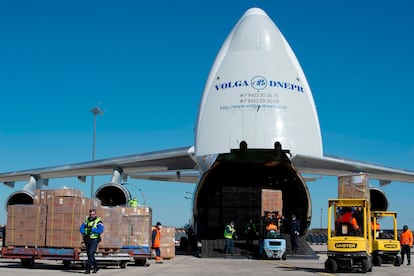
left=0, top=245, right=412, bottom=276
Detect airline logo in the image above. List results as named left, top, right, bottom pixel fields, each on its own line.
left=214, top=76, right=304, bottom=93
left=334, top=243, right=357, bottom=249
left=251, top=76, right=267, bottom=90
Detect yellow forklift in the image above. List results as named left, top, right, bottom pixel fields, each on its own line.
left=325, top=198, right=373, bottom=273
left=371, top=211, right=401, bottom=266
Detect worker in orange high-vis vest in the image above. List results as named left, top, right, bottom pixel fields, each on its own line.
left=152, top=222, right=163, bottom=264
left=371, top=218, right=380, bottom=238
left=400, top=225, right=413, bottom=265
left=350, top=213, right=360, bottom=235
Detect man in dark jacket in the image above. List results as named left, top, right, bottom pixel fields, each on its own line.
left=290, top=214, right=300, bottom=254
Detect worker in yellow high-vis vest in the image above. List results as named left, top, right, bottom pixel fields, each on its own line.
left=224, top=221, right=236, bottom=255
left=80, top=208, right=104, bottom=274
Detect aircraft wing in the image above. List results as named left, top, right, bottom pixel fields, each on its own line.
left=0, top=146, right=197, bottom=187
left=128, top=170, right=199, bottom=184
left=291, top=154, right=414, bottom=185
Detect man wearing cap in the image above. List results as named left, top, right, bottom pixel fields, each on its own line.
left=400, top=225, right=413, bottom=265
left=152, top=222, right=163, bottom=264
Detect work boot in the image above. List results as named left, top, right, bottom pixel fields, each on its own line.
left=84, top=270, right=91, bottom=274
left=155, top=256, right=163, bottom=264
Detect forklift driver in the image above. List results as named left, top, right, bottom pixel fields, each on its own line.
left=266, top=221, right=279, bottom=238
left=351, top=213, right=360, bottom=235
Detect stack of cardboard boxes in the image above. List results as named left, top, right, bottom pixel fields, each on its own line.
left=116, top=206, right=152, bottom=248
left=98, top=207, right=123, bottom=248
left=160, top=226, right=175, bottom=259
left=6, top=204, right=47, bottom=247
left=261, top=189, right=283, bottom=216
left=5, top=188, right=152, bottom=251
left=338, top=173, right=369, bottom=200
left=38, top=189, right=100, bottom=248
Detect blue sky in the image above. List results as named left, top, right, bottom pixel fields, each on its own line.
left=0, top=0, right=413, bottom=230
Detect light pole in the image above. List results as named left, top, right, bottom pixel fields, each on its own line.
left=90, top=106, right=104, bottom=197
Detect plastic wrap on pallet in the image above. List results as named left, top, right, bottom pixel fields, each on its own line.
left=114, top=206, right=152, bottom=248
left=338, top=173, right=369, bottom=200
left=160, top=226, right=176, bottom=259
left=6, top=204, right=47, bottom=247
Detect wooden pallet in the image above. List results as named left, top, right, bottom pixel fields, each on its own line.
left=97, top=247, right=121, bottom=253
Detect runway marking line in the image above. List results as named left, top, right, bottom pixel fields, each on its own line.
left=261, top=259, right=294, bottom=268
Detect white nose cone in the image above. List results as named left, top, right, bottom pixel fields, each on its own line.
left=195, top=8, right=322, bottom=158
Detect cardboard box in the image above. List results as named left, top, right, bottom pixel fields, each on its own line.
left=46, top=229, right=83, bottom=248
left=261, top=189, right=283, bottom=216
left=338, top=173, right=369, bottom=200
left=110, top=206, right=153, bottom=247
left=120, top=214, right=152, bottom=247
left=5, top=228, right=46, bottom=247
left=46, top=212, right=86, bottom=231
left=160, top=226, right=176, bottom=259
left=115, top=206, right=151, bottom=216
left=34, top=188, right=84, bottom=204
left=6, top=204, right=47, bottom=247
left=98, top=207, right=122, bottom=248
left=160, top=245, right=175, bottom=259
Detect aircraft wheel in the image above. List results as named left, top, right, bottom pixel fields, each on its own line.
left=394, top=256, right=402, bottom=266
left=63, top=260, right=71, bottom=269
left=21, top=258, right=34, bottom=268
left=361, top=258, right=369, bottom=273
left=134, top=258, right=147, bottom=266
left=373, top=255, right=382, bottom=266
left=325, top=258, right=338, bottom=273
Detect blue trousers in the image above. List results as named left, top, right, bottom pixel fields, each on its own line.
left=224, top=238, right=234, bottom=254
left=155, top=247, right=161, bottom=258
left=86, top=238, right=99, bottom=270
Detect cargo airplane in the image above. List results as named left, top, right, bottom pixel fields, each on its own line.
left=1, top=8, right=414, bottom=240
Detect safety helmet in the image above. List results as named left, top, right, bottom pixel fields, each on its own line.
left=403, top=225, right=408, bottom=231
